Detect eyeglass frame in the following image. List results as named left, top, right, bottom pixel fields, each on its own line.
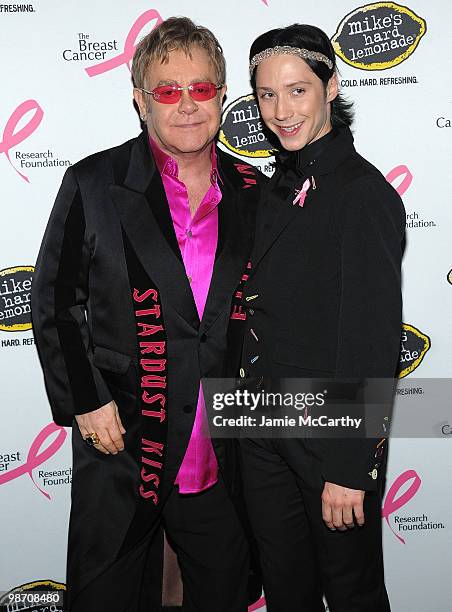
left=137, top=82, right=225, bottom=104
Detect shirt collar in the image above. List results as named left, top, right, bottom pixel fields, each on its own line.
left=149, top=135, right=220, bottom=185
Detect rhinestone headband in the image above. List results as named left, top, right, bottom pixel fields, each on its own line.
left=249, top=45, right=333, bottom=75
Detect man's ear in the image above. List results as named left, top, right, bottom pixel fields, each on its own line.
left=219, top=84, right=227, bottom=106
left=326, top=73, right=339, bottom=103
left=133, top=87, right=148, bottom=121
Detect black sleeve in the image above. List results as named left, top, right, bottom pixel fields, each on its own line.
left=31, top=166, right=112, bottom=426
left=321, top=175, right=406, bottom=490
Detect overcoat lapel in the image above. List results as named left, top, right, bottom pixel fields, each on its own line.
left=200, top=168, right=248, bottom=335
left=251, top=170, right=301, bottom=273
left=109, top=132, right=199, bottom=330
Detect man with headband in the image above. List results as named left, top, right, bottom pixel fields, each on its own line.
left=237, top=24, right=405, bottom=611
left=32, top=16, right=262, bottom=612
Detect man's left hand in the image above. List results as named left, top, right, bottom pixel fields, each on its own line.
left=321, top=482, right=365, bottom=531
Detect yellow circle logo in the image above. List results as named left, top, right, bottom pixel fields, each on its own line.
left=398, top=323, right=430, bottom=378
left=0, top=266, right=34, bottom=332
left=332, top=2, right=426, bottom=71
left=219, top=94, right=276, bottom=159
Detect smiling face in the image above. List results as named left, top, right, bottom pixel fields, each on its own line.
left=134, top=45, right=226, bottom=160
left=255, top=53, right=338, bottom=151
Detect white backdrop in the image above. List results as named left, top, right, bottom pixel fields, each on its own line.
left=0, top=1, right=451, bottom=611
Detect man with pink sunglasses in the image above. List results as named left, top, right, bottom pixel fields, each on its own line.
left=32, top=16, right=263, bottom=612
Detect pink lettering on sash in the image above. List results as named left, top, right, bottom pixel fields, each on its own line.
left=85, top=9, right=163, bottom=77
left=142, top=408, right=166, bottom=422
left=137, top=323, right=164, bottom=336
left=142, top=391, right=166, bottom=407
left=141, top=358, right=167, bottom=371
left=139, top=341, right=166, bottom=354
left=234, top=163, right=257, bottom=188
left=230, top=261, right=252, bottom=320
left=141, top=374, right=167, bottom=388
left=133, top=287, right=158, bottom=302
left=136, top=305, right=161, bottom=317
left=0, top=99, right=44, bottom=182
left=248, top=597, right=266, bottom=611
left=141, top=468, right=160, bottom=486
left=133, top=285, right=168, bottom=502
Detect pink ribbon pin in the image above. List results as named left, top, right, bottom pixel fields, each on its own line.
left=0, top=99, right=44, bottom=182
left=293, top=178, right=311, bottom=207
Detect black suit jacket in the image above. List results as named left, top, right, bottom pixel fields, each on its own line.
left=31, top=129, right=263, bottom=606
left=239, top=127, right=406, bottom=491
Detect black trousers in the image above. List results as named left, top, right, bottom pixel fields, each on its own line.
left=239, top=438, right=390, bottom=612
left=66, top=475, right=249, bottom=612
left=162, top=477, right=250, bottom=612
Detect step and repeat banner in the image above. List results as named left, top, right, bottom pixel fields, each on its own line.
left=0, top=1, right=451, bottom=611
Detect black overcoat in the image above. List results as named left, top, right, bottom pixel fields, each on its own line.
left=31, top=129, right=262, bottom=611
left=238, top=127, right=406, bottom=491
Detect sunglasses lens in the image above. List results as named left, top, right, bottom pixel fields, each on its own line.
left=153, top=86, right=181, bottom=104
left=151, top=83, right=219, bottom=104
left=190, top=82, right=217, bottom=101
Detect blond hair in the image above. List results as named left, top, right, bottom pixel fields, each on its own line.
left=131, top=16, right=226, bottom=89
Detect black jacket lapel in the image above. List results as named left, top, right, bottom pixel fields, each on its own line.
left=200, top=152, right=258, bottom=335
left=251, top=169, right=301, bottom=272
left=250, top=128, right=356, bottom=275
left=110, top=131, right=199, bottom=329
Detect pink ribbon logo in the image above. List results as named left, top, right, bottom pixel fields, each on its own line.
left=0, top=422, right=67, bottom=500
left=249, top=597, right=266, bottom=611
left=293, top=178, right=311, bottom=207
left=0, top=99, right=44, bottom=182
left=385, top=165, right=413, bottom=197
left=381, top=469, right=422, bottom=544
left=85, top=9, right=163, bottom=77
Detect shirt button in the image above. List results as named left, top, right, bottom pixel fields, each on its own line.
left=200, top=333, right=207, bottom=343
left=186, top=229, right=193, bottom=238
left=183, top=405, right=193, bottom=414
left=187, top=275, right=192, bottom=284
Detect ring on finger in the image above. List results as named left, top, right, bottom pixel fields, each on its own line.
left=84, top=432, right=100, bottom=446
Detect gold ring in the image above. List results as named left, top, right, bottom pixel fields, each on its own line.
left=84, top=432, right=100, bottom=446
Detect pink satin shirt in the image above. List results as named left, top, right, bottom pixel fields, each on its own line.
left=149, top=136, right=220, bottom=493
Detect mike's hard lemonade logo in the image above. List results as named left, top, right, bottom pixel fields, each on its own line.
left=332, top=2, right=426, bottom=71
left=0, top=266, right=33, bottom=332
left=397, top=323, right=430, bottom=378
left=219, top=95, right=275, bottom=159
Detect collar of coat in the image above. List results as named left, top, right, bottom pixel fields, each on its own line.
left=274, top=126, right=356, bottom=178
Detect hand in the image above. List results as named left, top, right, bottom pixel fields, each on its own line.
left=75, top=400, right=126, bottom=455
left=321, top=481, right=365, bottom=531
